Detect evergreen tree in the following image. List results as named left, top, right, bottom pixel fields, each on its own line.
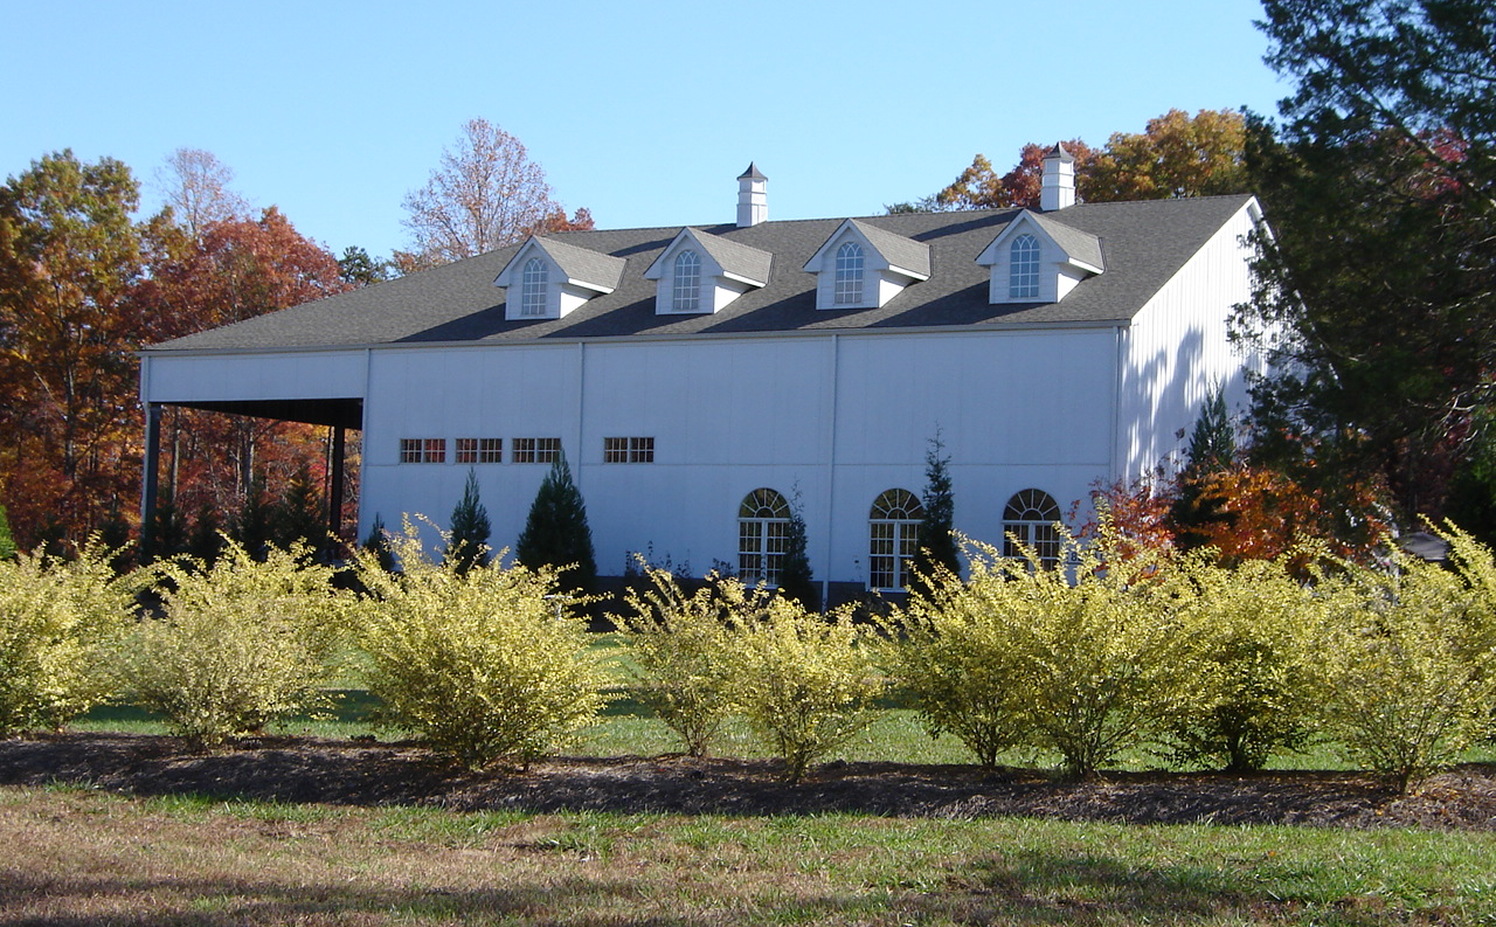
left=0, top=503, right=16, bottom=560
left=145, top=490, right=187, bottom=562
left=233, top=471, right=274, bottom=560
left=362, top=513, right=396, bottom=574
left=515, top=451, right=596, bottom=595
left=445, top=469, right=492, bottom=575
left=777, top=494, right=819, bottom=611
left=910, top=431, right=959, bottom=597
left=270, top=462, right=325, bottom=555
left=96, top=502, right=135, bottom=573
left=1171, top=386, right=1238, bottom=549
left=187, top=503, right=226, bottom=566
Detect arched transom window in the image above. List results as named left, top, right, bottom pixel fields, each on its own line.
left=868, top=488, right=922, bottom=591
left=1008, top=234, right=1040, bottom=300
left=1003, top=488, right=1062, bottom=566
left=520, top=257, right=549, bottom=317
left=834, top=241, right=864, bottom=305
left=672, top=249, right=702, bottom=312
left=738, top=488, right=790, bottom=584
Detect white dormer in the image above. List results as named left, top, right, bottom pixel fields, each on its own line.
left=494, top=236, right=626, bottom=321
left=643, top=228, right=772, bottom=315
left=976, top=210, right=1104, bottom=304
left=802, top=219, right=930, bottom=310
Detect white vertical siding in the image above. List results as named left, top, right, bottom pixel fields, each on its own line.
left=1115, top=201, right=1264, bottom=480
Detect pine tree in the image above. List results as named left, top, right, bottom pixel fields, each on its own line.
left=910, top=431, right=959, bottom=597
left=445, top=469, right=492, bottom=575
left=187, top=503, right=226, bottom=566
left=777, top=494, right=819, bottom=611
left=515, top=451, right=596, bottom=595
left=233, top=471, right=274, bottom=561
left=0, top=503, right=16, bottom=560
left=145, top=490, right=187, bottom=562
left=270, top=462, right=325, bottom=555
left=362, top=513, right=396, bottom=574
left=1172, top=386, right=1238, bottom=549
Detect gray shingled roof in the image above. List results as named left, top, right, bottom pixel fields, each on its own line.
left=1026, top=211, right=1105, bottom=271
left=669, top=228, right=773, bottom=285
left=531, top=236, right=626, bottom=291
left=147, top=195, right=1255, bottom=352
left=843, top=219, right=932, bottom=278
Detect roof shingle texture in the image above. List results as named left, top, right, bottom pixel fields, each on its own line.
left=148, top=196, right=1252, bottom=352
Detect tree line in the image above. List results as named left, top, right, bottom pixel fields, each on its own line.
left=0, top=120, right=590, bottom=555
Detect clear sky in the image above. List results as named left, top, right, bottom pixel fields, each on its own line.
left=4, top=0, right=1290, bottom=261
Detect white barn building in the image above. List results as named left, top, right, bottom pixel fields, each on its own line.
left=139, top=149, right=1267, bottom=600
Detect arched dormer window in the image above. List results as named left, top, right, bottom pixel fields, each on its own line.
left=520, top=257, right=549, bottom=317
left=834, top=241, right=864, bottom=305
left=868, top=488, right=922, bottom=591
left=1009, top=234, right=1040, bottom=299
left=739, top=488, right=791, bottom=584
left=1003, top=488, right=1062, bottom=566
left=672, top=250, right=701, bottom=312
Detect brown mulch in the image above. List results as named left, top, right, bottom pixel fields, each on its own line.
left=2, top=732, right=1494, bottom=830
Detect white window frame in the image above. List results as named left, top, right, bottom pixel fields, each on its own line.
left=868, top=488, right=922, bottom=591
left=1009, top=234, right=1040, bottom=299
left=672, top=250, right=701, bottom=313
left=738, top=488, right=791, bottom=585
left=834, top=241, right=864, bottom=306
left=520, top=257, right=549, bottom=317
left=1002, top=488, right=1062, bottom=566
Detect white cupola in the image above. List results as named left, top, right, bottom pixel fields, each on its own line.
left=737, top=163, right=767, bottom=228
left=1040, top=143, right=1076, bottom=211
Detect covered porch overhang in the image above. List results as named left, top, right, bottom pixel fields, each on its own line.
left=141, top=397, right=364, bottom=557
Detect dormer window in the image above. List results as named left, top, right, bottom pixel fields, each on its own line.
left=804, top=219, right=930, bottom=311
left=1009, top=235, right=1040, bottom=299
left=977, top=211, right=1104, bottom=306
left=644, top=228, right=771, bottom=315
left=672, top=250, right=702, bottom=312
left=520, top=258, right=549, bottom=317
left=834, top=242, right=864, bottom=305
left=494, top=236, right=625, bottom=321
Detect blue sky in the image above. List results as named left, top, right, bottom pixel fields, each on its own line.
left=4, top=0, right=1290, bottom=261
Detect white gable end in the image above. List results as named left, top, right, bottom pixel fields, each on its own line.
left=494, top=236, right=625, bottom=321
left=643, top=228, right=771, bottom=315
left=802, top=219, right=930, bottom=311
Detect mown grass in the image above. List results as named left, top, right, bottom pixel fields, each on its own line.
left=4, top=783, right=1494, bottom=925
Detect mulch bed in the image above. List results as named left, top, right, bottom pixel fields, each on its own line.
left=3, top=732, right=1494, bottom=830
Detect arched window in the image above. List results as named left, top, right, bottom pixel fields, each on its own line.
left=868, top=488, right=922, bottom=591
left=834, top=241, right=864, bottom=305
left=1008, top=234, right=1040, bottom=300
left=738, top=488, right=790, bottom=584
left=520, top=257, right=549, bottom=317
left=1003, top=488, right=1062, bottom=566
left=672, top=249, right=702, bottom=312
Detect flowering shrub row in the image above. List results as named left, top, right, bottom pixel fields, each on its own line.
left=2, top=517, right=1494, bottom=788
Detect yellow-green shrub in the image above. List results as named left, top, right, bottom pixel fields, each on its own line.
left=989, top=520, right=1198, bottom=778
left=116, top=540, right=349, bottom=748
left=0, top=540, right=139, bottom=734
left=731, top=593, right=881, bottom=782
left=617, top=565, right=741, bottom=756
left=1165, top=555, right=1328, bottom=771
left=1318, top=544, right=1496, bottom=790
left=353, top=519, right=607, bottom=769
left=880, top=560, right=1033, bottom=768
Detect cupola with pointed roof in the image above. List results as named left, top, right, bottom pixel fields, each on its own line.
left=737, top=163, right=767, bottom=228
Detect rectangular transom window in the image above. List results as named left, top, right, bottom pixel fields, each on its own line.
left=513, top=437, right=561, bottom=464
left=604, top=436, right=655, bottom=463
left=400, top=438, right=447, bottom=463
left=456, top=438, right=502, bottom=464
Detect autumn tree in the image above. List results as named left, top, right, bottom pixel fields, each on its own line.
left=0, top=151, right=150, bottom=546
left=1089, top=109, right=1248, bottom=200
left=399, top=118, right=592, bottom=271
left=136, top=207, right=351, bottom=531
left=1237, top=0, right=1496, bottom=521
left=909, top=109, right=1247, bottom=213
left=154, top=147, right=249, bottom=241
